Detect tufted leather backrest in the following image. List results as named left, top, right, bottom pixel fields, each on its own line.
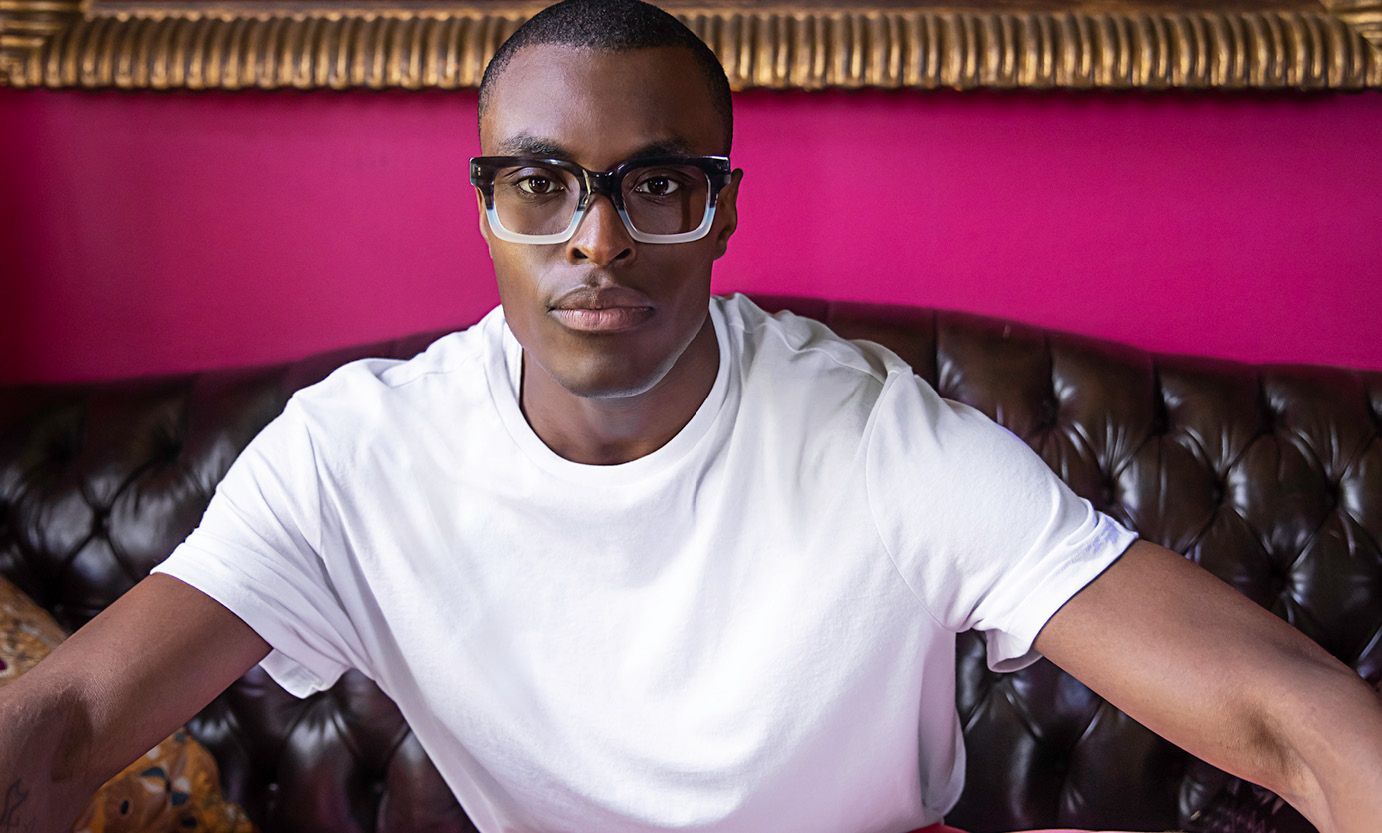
left=2, top=296, right=1378, bottom=833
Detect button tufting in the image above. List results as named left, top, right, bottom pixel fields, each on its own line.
left=1039, top=396, right=1059, bottom=429
left=160, top=437, right=184, bottom=462
left=46, top=439, right=76, bottom=464
left=1150, top=398, right=1170, bottom=435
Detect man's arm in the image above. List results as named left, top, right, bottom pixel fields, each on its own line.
left=0, top=574, right=270, bottom=833
left=1035, top=539, right=1382, bottom=833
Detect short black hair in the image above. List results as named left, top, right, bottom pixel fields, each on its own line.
left=477, top=0, right=733, bottom=152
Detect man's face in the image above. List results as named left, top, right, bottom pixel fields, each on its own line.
left=477, top=44, right=743, bottom=400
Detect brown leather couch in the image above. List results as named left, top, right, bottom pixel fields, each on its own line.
left=2, top=296, right=1378, bottom=833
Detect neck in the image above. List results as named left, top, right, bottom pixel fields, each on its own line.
left=519, top=315, right=720, bottom=465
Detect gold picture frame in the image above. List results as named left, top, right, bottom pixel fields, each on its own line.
left=2, top=1, right=1379, bottom=91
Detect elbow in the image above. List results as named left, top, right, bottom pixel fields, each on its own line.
left=1255, top=662, right=1382, bottom=819
left=0, top=674, right=102, bottom=794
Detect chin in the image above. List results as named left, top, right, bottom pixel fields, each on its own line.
left=550, top=354, right=673, bottom=400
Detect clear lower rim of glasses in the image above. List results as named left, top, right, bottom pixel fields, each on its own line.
left=485, top=197, right=716, bottom=245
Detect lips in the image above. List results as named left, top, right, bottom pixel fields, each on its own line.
left=549, top=286, right=655, bottom=333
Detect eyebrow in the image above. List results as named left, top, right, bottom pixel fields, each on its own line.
left=493, top=134, right=699, bottom=163
left=495, top=135, right=570, bottom=157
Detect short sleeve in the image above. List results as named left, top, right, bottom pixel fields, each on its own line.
left=150, top=396, right=368, bottom=697
left=865, top=372, right=1139, bottom=672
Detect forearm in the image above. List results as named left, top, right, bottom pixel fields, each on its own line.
left=0, top=676, right=101, bottom=833
left=0, top=575, right=270, bottom=833
left=1263, top=663, right=1382, bottom=833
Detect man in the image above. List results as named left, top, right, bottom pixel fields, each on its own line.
left=2, top=1, right=1380, bottom=832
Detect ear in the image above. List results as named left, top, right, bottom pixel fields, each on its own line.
left=474, top=187, right=495, bottom=256
left=711, top=168, right=744, bottom=261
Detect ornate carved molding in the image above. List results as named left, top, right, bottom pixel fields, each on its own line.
left=1, top=0, right=84, bottom=82
left=2, top=2, right=1379, bottom=91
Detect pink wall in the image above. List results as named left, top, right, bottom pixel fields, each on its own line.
left=2, top=86, right=1379, bottom=384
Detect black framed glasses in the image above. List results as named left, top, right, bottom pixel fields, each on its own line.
left=469, top=155, right=732, bottom=244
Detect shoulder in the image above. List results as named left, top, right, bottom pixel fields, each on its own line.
left=863, top=363, right=1052, bottom=509
left=285, top=307, right=503, bottom=442
left=715, top=293, right=947, bottom=448
left=717, top=293, right=914, bottom=398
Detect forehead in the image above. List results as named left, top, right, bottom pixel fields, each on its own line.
left=480, top=44, right=724, bottom=168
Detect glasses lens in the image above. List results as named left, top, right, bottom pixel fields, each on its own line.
left=492, top=163, right=581, bottom=237
left=622, top=164, right=711, bottom=236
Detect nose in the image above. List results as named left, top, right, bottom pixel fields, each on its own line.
left=565, top=192, right=634, bottom=266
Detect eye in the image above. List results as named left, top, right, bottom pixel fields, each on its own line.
left=517, top=175, right=563, bottom=196
left=633, top=175, right=681, bottom=197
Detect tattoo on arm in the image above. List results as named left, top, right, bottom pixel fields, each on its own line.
left=0, top=778, right=35, bottom=832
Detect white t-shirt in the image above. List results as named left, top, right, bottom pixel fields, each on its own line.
left=151, top=293, right=1138, bottom=833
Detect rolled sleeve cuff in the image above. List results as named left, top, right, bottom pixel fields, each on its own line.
left=983, top=516, right=1140, bottom=673
left=150, top=543, right=349, bottom=698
